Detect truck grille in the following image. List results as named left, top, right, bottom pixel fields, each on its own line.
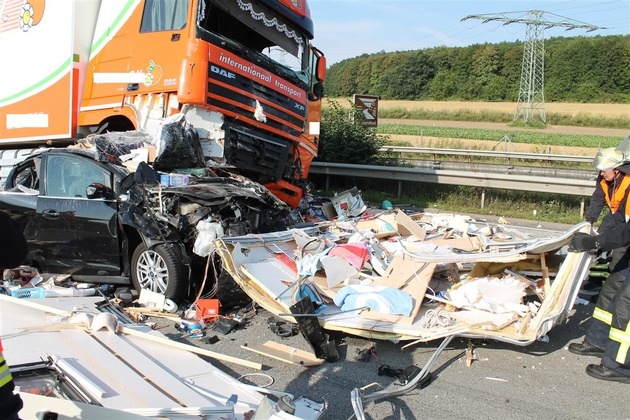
left=207, top=63, right=306, bottom=139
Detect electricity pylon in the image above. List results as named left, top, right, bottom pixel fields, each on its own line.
left=462, top=11, right=604, bottom=124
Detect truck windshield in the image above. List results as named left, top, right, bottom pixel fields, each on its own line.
left=198, top=0, right=309, bottom=84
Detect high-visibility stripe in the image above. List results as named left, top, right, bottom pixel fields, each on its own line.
left=0, top=373, right=12, bottom=387
left=0, top=358, right=12, bottom=388
left=610, top=323, right=630, bottom=364
left=593, top=307, right=613, bottom=325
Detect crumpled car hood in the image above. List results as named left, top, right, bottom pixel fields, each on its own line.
left=119, top=167, right=290, bottom=256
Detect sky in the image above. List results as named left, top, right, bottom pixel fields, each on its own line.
left=308, top=0, right=630, bottom=65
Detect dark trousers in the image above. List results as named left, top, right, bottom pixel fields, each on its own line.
left=586, top=246, right=629, bottom=345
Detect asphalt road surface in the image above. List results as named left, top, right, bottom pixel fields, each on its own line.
left=152, top=289, right=627, bottom=420
left=147, top=215, right=626, bottom=420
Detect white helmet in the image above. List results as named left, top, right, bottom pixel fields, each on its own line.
left=594, top=147, right=625, bottom=172
left=615, top=134, right=630, bottom=157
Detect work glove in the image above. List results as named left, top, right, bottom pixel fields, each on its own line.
left=569, top=232, right=598, bottom=252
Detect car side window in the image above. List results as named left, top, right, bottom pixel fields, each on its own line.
left=46, top=155, right=111, bottom=198
left=11, top=158, right=40, bottom=192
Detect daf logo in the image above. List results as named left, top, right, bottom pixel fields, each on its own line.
left=294, top=103, right=305, bottom=112
left=210, top=65, right=236, bottom=79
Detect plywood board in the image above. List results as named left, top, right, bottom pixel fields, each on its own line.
left=394, top=209, right=426, bottom=240
left=450, top=309, right=518, bottom=330
left=320, top=255, right=359, bottom=288
left=354, top=213, right=398, bottom=238
left=376, top=254, right=436, bottom=289
left=426, top=236, right=481, bottom=251
left=242, top=341, right=324, bottom=367
left=361, top=257, right=436, bottom=324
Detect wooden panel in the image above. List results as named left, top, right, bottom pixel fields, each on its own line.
left=241, top=341, right=324, bottom=367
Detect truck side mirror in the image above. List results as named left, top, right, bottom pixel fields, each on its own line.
left=316, top=55, right=326, bottom=82
left=311, top=46, right=326, bottom=83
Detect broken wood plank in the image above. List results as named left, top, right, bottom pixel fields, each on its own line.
left=121, top=326, right=263, bottom=370
left=241, top=341, right=325, bottom=367
left=466, top=340, right=474, bottom=367
left=125, top=307, right=181, bottom=318
left=518, top=312, right=532, bottom=334
left=540, top=253, right=551, bottom=295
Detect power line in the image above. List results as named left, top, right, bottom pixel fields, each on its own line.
left=462, top=10, right=606, bottom=124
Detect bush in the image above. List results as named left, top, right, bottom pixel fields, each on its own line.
left=318, top=99, right=389, bottom=164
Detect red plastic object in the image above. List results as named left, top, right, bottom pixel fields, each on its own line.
left=196, top=299, right=220, bottom=321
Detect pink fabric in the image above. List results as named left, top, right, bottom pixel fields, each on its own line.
left=328, top=243, right=369, bottom=270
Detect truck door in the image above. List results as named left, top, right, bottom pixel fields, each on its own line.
left=130, top=0, right=191, bottom=94
left=34, top=154, right=120, bottom=276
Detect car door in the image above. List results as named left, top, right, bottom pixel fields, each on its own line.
left=0, top=156, right=41, bottom=263
left=34, top=153, right=121, bottom=275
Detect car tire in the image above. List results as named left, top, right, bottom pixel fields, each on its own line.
left=131, top=243, right=187, bottom=301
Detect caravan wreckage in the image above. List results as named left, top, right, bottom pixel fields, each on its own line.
left=214, top=209, right=593, bottom=418
left=1, top=201, right=592, bottom=419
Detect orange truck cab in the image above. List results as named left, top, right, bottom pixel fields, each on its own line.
left=0, top=0, right=326, bottom=207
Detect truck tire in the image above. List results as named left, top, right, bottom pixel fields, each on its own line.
left=131, top=243, right=187, bottom=301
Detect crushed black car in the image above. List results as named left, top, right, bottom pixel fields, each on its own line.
left=0, top=126, right=291, bottom=302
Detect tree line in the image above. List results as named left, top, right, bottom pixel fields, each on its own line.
left=323, top=35, right=630, bottom=103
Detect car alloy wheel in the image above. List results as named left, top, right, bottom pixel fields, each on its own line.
left=131, top=243, right=186, bottom=300
left=136, top=249, right=169, bottom=294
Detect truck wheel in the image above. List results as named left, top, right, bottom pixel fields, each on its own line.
left=131, top=243, right=187, bottom=301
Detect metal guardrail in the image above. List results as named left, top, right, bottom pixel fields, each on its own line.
left=378, top=146, right=594, bottom=163
left=0, top=146, right=596, bottom=199
left=310, top=161, right=596, bottom=197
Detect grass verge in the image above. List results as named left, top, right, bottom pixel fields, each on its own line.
left=377, top=123, right=620, bottom=148
left=377, top=106, right=630, bottom=129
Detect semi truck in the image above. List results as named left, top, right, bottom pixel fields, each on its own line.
left=0, top=0, right=326, bottom=208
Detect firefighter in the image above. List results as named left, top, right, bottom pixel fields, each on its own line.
left=569, top=146, right=630, bottom=383
left=583, top=145, right=630, bottom=292
left=0, top=211, right=28, bottom=419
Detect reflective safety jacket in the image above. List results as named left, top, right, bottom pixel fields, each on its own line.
left=600, top=174, right=630, bottom=217
left=596, top=172, right=630, bottom=250
left=0, top=339, right=13, bottom=388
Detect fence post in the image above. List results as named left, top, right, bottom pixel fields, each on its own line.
left=481, top=188, right=486, bottom=209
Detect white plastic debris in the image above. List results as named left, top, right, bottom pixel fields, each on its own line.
left=193, top=219, right=224, bottom=257
left=69, top=312, right=94, bottom=327
left=254, top=100, right=267, bottom=122
left=575, top=297, right=590, bottom=305
left=90, top=313, right=120, bottom=333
